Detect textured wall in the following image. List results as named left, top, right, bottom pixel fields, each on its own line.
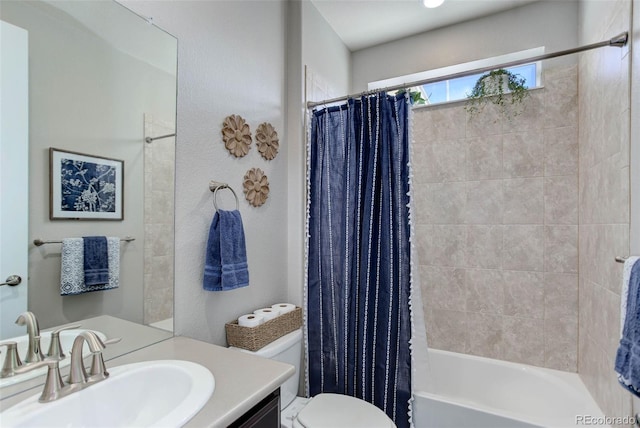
left=351, top=1, right=578, bottom=93
left=415, top=63, right=579, bottom=370
left=286, top=0, right=351, bottom=308
left=122, top=0, right=289, bottom=346
left=577, top=0, right=633, bottom=421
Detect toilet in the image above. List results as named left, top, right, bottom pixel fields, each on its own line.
left=230, top=329, right=396, bottom=428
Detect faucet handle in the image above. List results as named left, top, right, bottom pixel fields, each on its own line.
left=0, top=341, right=23, bottom=378
left=51, top=324, right=81, bottom=335
left=89, top=337, right=121, bottom=381
left=46, top=324, right=81, bottom=359
left=13, top=358, right=65, bottom=402
left=102, top=337, right=122, bottom=346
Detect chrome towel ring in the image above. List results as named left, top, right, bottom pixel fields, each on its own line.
left=209, top=180, right=239, bottom=211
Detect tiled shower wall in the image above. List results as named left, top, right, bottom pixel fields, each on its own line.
left=416, top=64, right=579, bottom=371
left=143, top=115, right=175, bottom=325
left=577, top=0, right=632, bottom=419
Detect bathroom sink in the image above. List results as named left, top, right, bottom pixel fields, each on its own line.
left=0, top=329, right=107, bottom=388
left=0, top=360, right=215, bottom=428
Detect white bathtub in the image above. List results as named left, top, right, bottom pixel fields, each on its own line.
left=412, top=349, right=609, bottom=428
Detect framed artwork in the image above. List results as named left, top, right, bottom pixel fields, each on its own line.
left=49, top=148, right=124, bottom=220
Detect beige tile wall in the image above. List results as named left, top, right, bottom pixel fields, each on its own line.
left=416, top=64, right=579, bottom=370
left=144, top=115, right=175, bottom=325
left=578, top=0, right=632, bottom=421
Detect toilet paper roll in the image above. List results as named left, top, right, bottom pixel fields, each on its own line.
left=254, top=308, right=280, bottom=321
left=238, top=313, right=264, bottom=328
left=271, top=303, right=296, bottom=314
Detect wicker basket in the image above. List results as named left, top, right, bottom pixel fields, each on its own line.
left=225, top=307, right=302, bottom=352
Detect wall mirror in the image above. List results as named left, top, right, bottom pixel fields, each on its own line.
left=0, top=0, right=176, bottom=392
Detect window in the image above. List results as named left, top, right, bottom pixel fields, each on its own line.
left=368, top=47, right=543, bottom=106
left=419, top=63, right=537, bottom=104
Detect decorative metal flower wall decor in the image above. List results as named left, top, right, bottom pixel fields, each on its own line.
left=222, top=114, right=251, bottom=157
left=255, top=122, right=279, bottom=160
left=243, top=167, right=269, bottom=207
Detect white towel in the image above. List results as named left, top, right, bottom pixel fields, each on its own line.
left=61, top=237, right=120, bottom=295
left=620, top=256, right=640, bottom=336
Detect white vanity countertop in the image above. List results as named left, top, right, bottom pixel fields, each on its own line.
left=0, top=335, right=295, bottom=427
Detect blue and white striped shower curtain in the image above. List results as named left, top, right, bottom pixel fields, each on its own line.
left=305, top=92, right=413, bottom=428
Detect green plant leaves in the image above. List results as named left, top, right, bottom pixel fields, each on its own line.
left=465, top=69, right=529, bottom=120
left=397, top=89, right=427, bottom=105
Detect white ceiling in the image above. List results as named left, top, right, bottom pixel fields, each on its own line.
left=310, top=0, right=541, bottom=51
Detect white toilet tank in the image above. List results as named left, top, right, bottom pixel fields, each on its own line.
left=230, top=328, right=302, bottom=408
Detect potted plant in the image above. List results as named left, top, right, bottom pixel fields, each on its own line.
left=465, top=69, right=529, bottom=120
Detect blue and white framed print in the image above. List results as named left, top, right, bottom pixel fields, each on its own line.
left=50, top=148, right=124, bottom=220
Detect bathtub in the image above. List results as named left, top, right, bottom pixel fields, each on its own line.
left=412, top=349, right=609, bottom=427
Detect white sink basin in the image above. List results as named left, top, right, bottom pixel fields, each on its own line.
left=0, top=360, right=215, bottom=428
left=0, top=329, right=107, bottom=388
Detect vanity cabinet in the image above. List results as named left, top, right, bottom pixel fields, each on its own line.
left=229, top=388, right=280, bottom=428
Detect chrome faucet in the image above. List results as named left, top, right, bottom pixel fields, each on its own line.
left=15, top=311, right=42, bottom=363
left=14, top=331, right=119, bottom=403
left=68, top=331, right=105, bottom=385
left=14, top=330, right=120, bottom=403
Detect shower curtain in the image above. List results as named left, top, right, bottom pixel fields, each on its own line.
left=305, top=92, right=412, bottom=428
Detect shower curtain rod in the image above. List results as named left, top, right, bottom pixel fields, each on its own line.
left=306, top=31, right=628, bottom=109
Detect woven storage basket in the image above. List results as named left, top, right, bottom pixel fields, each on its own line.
left=225, top=307, right=302, bottom=352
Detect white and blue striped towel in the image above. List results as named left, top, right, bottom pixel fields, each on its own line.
left=60, top=237, right=120, bottom=295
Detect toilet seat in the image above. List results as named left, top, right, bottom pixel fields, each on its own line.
left=292, top=393, right=396, bottom=428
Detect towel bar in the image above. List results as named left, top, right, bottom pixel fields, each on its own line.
left=33, top=236, right=135, bottom=246
left=145, top=133, right=176, bottom=144
left=209, top=180, right=239, bottom=211
left=616, top=256, right=628, bottom=263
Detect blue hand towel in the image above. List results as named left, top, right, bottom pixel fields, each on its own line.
left=203, top=209, right=249, bottom=291
left=83, top=236, right=109, bottom=286
left=219, top=210, right=249, bottom=289
left=615, top=258, right=640, bottom=396
left=61, top=237, right=120, bottom=295
left=203, top=212, right=222, bottom=291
